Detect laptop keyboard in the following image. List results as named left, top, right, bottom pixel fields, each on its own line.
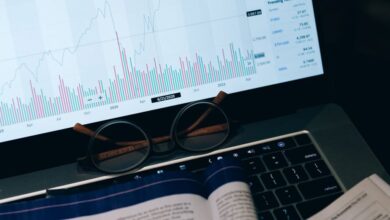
left=13, top=133, right=343, bottom=219
left=156, top=133, right=343, bottom=219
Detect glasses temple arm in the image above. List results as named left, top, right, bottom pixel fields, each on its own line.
left=97, top=123, right=228, bottom=161
left=73, top=123, right=110, bottom=142
left=183, top=91, right=227, bottom=134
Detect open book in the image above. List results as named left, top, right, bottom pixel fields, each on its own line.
left=0, top=158, right=257, bottom=220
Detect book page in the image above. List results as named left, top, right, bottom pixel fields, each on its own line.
left=203, top=158, right=257, bottom=220
left=71, top=194, right=211, bottom=220
left=309, top=174, right=390, bottom=220
left=208, top=182, right=257, bottom=220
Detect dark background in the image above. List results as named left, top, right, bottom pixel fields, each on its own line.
left=318, top=0, right=390, bottom=171
left=0, top=0, right=389, bottom=178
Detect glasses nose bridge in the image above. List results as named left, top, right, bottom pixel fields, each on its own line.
left=77, top=96, right=229, bottom=174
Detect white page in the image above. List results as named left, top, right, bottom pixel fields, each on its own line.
left=208, top=181, right=257, bottom=220
left=309, top=174, right=390, bottom=220
left=70, top=194, right=211, bottom=220
left=70, top=182, right=257, bottom=220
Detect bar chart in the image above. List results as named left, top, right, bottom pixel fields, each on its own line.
left=0, top=40, right=255, bottom=126
left=0, top=0, right=324, bottom=142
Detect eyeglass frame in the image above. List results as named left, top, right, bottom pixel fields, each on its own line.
left=74, top=92, right=231, bottom=174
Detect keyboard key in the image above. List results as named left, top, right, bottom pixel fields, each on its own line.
left=273, top=206, right=301, bottom=220
left=273, top=138, right=296, bottom=149
left=294, top=134, right=312, bottom=145
left=248, top=176, right=264, bottom=193
left=239, top=147, right=259, bottom=159
left=208, top=154, right=235, bottom=164
left=218, top=150, right=242, bottom=160
left=284, top=145, right=321, bottom=164
left=305, top=160, right=331, bottom=178
left=255, top=143, right=279, bottom=154
left=275, top=186, right=302, bottom=205
left=263, top=152, right=288, bottom=170
left=257, top=211, right=274, bottom=220
left=298, top=177, right=342, bottom=199
left=297, top=193, right=342, bottom=219
left=243, top=157, right=266, bottom=175
left=230, top=151, right=241, bottom=159
left=254, top=138, right=296, bottom=155
left=261, top=171, right=287, bottom=189
left=283, top=166, right=309, bottom=184
left=178, top=164, right=189, bottom=171
left=253, top=191, right=280, bottom=211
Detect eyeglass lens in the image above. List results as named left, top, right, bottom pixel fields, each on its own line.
left=89, top=121, right=151, bottom=173
left=172, top=102, right=229, bottom=152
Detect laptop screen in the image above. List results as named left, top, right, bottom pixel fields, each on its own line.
left=0, top=0, right=323, bottom=143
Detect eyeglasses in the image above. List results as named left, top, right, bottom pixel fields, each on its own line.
left=73, top=91, right=230, bottom=174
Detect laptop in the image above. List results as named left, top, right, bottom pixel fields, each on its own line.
left=0, top=0, right=389, bottom=219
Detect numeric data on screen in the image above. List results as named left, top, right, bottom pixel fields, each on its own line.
left=0, top=0, right=323, bottom=142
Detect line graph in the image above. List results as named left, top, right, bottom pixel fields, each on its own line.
left=0, top=0, right=161, bottom=96
left=0, top=0, right=256, bottom=128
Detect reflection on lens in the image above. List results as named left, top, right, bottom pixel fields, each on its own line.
left=172, top=102, right=229, bottom=152
left=88, top=121, right=151, bottom=173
